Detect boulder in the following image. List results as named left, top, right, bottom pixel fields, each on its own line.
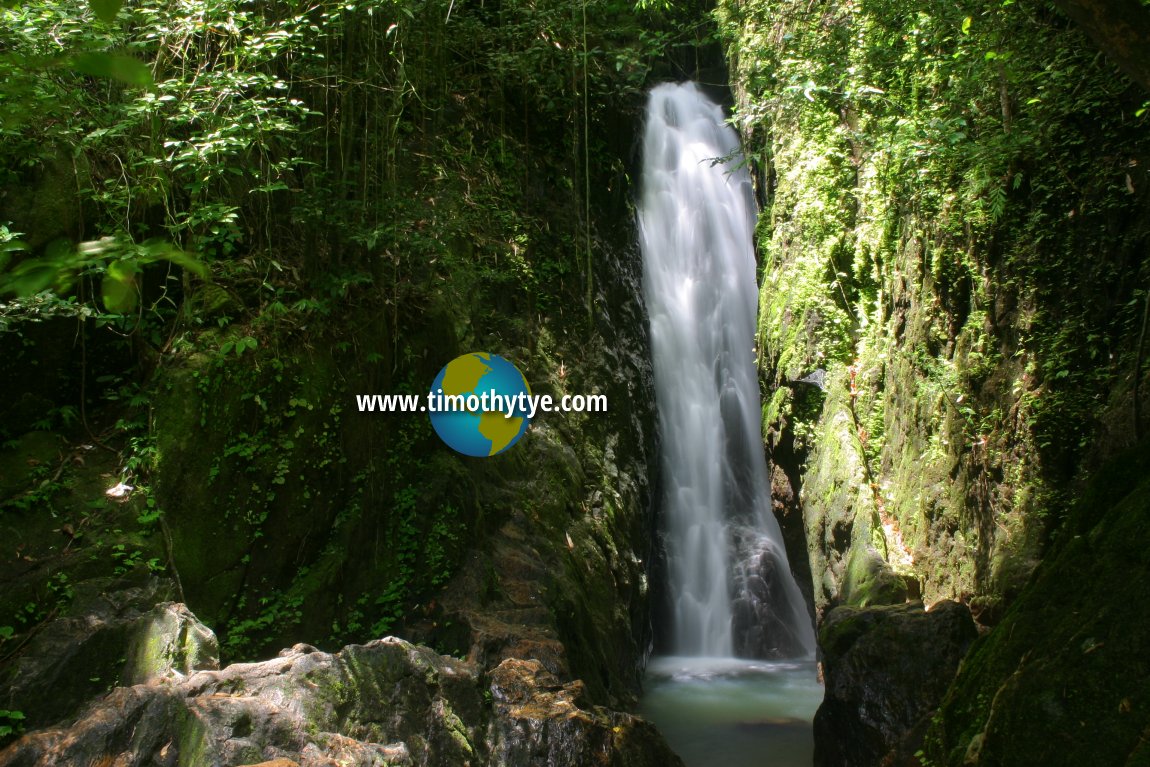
left=840, top=545, right=908, bottom=608
left=0, top=579, right=219, bottom=730
left=122, top=602, right=220, bottom=685
left=0, top=625, right=681, bottom=767
left=813, top=600, right=977, bottom=766
left=487, top=658, right=683, bottom=767
left=0, top=636, right=482, bottom=767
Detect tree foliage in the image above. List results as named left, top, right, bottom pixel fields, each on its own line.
left=0, top=0, right=669, bottom=658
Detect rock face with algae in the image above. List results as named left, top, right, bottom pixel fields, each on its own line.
left=922, top=444, right=1150, bottom=766
left=0, top=136, right=675, bottom=766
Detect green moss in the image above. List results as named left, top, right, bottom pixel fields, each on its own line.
left=840, top=545, right=906, bottom=608
left=723, top=0, right=1149, bottom=627
left=126, top=618, right=170, bottom=683
left=150, top=317, right=482, bottom=660
left=924, top=442, right=1150, bottom=765
left=176, top=708, right=211, bottom=767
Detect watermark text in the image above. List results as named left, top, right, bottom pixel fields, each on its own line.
left=355, top=390, right=607, bottom=417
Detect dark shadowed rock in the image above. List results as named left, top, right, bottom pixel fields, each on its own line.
left=813, top=600, right=977, bottom=767
left=0, top=578, right=218, bottom=731
left=731, top=538, right=812, bottom=659
left=924, top=445, right=1150, bottom=766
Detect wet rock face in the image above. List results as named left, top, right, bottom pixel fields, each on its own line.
left=487, top=658, right=684, bottom=767
left=813, top=601, right=977, bottom=767
left=730, top=540, right=812, bottom=659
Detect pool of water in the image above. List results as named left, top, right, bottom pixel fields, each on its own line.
left=639, top=656, right=824, bottom=767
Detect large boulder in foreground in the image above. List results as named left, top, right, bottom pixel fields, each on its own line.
left=0, top=627, right=681, bottom=767
left=0, top=637, right=479, bottom=767
left=813, top=600, right=977, bottom=767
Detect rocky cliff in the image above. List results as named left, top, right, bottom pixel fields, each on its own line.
left=717, top=0, right=1150, bottom=762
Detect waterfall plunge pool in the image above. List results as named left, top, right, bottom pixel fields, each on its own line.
left=639, top=656, right=823, bottom=767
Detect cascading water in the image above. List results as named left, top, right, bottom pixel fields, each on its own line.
left=639, top=81, right=815, bottom=661
left=637, top=79, right=822, bottom=767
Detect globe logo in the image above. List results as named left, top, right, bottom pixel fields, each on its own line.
left=428, top=353, right=532, bottom=457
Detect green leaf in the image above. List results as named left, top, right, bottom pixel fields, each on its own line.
left=148, top=243, right=207, bottom=277
left=2, top=261, right=58, bottom=297
left=961, top=16, right=971, bottom=34
left=101, top=261, right=139, bottom=313
left=133, top=239, right=201, bottom=270
left=71, top=53, right=153, bottom=88
left=89, top=0, right=123, bottom=22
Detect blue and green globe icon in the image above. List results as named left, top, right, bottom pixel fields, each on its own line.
left=429, top=353, right=532, bottom=457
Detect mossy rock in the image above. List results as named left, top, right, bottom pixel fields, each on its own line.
left=149, top=335, right=477, bottom=659
left=840, top=545, right=907, bottom=607
left=122, top=602, right=219, bottom=686
left=925, top=442, right=1150, bottom=765
left=0, top=578, right=178, bottom=731
left=814, top=601, right=977, bottom=767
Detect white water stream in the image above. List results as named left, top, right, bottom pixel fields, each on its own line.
left=637, top=81, right=820, bottom=765
left=638, top=81, right=815, bottom=659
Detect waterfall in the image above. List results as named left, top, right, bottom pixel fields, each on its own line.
left=638, top=82, right=815, bottom=660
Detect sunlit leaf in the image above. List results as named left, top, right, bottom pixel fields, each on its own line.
left=139, top=240, right=207, bottom=277
left=107, top=259, right=137, bottom=283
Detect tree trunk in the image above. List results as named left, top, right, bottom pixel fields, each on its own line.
left=1053, top=0, right=1150, bottom=93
